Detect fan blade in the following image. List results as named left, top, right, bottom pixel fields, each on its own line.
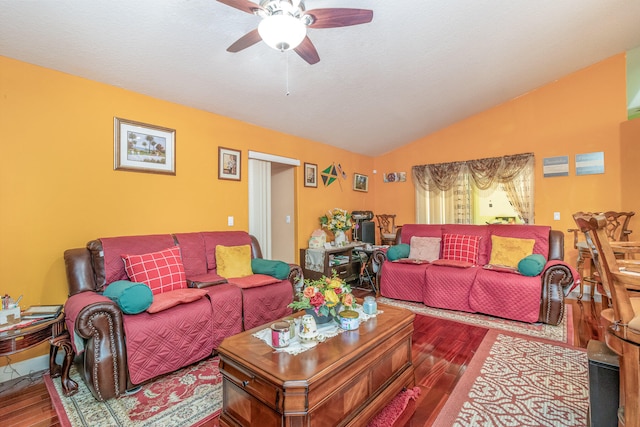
left=227, top=29, right=262, bottom=52
left=294, top=36, right=320, bottom=65
left=306, top=8, right=373, bottom=29
left=217, top=0, right=260, bottom=15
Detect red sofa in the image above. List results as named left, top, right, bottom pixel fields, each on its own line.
left=372, top=224, right=575, bottom=325
left=63, top=231, right=302, bottom=401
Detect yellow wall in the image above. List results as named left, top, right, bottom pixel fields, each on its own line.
left=0, top=56, right=374, bottom=363
left=374, top=54, right=629, bottom=264
left=0, top=53, right=632, bottom=364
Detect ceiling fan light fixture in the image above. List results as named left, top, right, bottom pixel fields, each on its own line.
left=258, top=14, right=306, bottom=51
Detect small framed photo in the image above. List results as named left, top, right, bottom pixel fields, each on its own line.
left=114, top=117, right=176, bottom=175
left=353, top=173, right=369, bottom=192
left=304, top=162, right=318, bottom=188
left=218, top=147, right=241, bottom=181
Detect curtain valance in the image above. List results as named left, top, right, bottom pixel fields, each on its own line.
left=412, top=153, right=534, bottom=191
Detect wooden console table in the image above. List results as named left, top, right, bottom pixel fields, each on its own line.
left=0, top=313, right=77, bottom=396
left=301, top=243, right=364, bottom=283
left=217, top=302, right=415, bottom=426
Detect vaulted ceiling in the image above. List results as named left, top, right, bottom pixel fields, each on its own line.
left=2, top=1, right=640, bottom=156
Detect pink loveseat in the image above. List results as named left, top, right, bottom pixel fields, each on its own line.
left=63, top=231, right=302, bottom=401
left=373, top=224, right=575, bottom=325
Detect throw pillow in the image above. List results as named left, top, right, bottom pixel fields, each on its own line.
left=431, top=259, right=474, bottom=268
left=251, top=258, right=289, bottom=280
left=146, top=288, right=209, bottom=314
left=122, top=246, right=187, bottom=295
left=489, top=235, right=535, bottom=268
left=518, top=254, right=547, bottom=276
left=216, top=244, right=253, bottom=278
left=441, top=234, right=481, bottom=265
left=408, top=236, right=441, bottom=261
left=386, top=244, right=410, bottom=261
left=103, top=280, right=153, bottom=314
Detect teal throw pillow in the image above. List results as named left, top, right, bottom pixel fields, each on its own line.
left=386, top=243, right=410, bottom=261
left=251, top=258, right=290, bottom=280
left=104, top=280, right=153, bottom=314
left=517, top=254, right=547, bottom=277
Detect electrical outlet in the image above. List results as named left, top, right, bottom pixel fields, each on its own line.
left=227, top=216, right=234, bottom=226
left=553, top=212, right=560, bottom=221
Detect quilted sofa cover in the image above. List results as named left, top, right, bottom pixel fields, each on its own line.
left=63, top=230, right=302, bottom=401
left=375, top=224, right=575, bottom=325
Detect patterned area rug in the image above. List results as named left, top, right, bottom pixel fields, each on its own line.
left=377, top=297, right=573, bottom=344
left=44, top=356, right=222, bottom=427
left=433, top=330, right=589, bottom=427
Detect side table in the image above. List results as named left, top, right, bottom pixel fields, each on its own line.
left=0, top=312, right=77, bottom=396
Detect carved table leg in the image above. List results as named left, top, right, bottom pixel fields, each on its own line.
left=576, top=253, right=585, bottom=300
left=51, top=331, right=78, bottom=396
left=49, top=339, right=61, bottom=378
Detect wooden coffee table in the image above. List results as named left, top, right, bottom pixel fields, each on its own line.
left=217, top=302, right=415, bottom=427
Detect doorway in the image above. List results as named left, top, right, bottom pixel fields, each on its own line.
left=248, top=151, right=299, bottom=263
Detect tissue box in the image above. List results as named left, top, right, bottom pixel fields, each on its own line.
left=309, top=229, right=327, bottom=249
left=0, top=307, right=21, bottom=325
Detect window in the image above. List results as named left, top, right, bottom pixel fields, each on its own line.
left=414, top=153, right=534, bottom=225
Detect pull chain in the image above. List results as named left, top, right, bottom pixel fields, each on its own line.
left=286, top=50, right=290, bottom=96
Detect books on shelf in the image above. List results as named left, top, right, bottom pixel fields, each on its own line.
left=21, top=304, right=63, bottom=319
left=329, top=255, right=350, bottom=266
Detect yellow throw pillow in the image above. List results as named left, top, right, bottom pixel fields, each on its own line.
left=216, top=245, right=253, bottom=278
left=489, top=235, right=535, bottom=268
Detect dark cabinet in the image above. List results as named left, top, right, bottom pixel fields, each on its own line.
left=300, top=245, right=362, bottom=283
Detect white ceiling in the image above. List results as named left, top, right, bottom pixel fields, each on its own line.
left=2, top=1, right=640, bottom=156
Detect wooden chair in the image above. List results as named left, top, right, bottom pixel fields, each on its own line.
left=574, top=213, right=640, bottom=427
left=376, top=214, right=398, bottom=246
left=568, top=211, right=634, bottom=300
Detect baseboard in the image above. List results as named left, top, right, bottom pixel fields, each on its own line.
left=0, top=351, right=66, bottom=383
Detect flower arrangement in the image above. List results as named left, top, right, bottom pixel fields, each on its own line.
left=289, top=271, right=357, bottom=318
left=319, top=208, right=353, bottom=233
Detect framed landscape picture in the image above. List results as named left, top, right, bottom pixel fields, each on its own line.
left=353, top=173, right=368, bottom=192
left=304, top=163, right=318, bottom=188
left=218, top=147, right=241, bottom=181
left=114, top=117, right=176, bottom=175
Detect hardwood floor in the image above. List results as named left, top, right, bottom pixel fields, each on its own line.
left=0, top=297, right=604, bottom=427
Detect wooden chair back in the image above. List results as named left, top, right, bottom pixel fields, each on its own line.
left=574, top=213, right=638, bottom=332
left=569, top=210, right=634, bottom=249
left=375, top=214, right=397, bottom=245
left=574, top=213, right=640, bottom=427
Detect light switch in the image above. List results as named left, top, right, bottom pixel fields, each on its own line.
left=553, top=212, right=560, bottom=221
left=286, top=215, right=291, bottom=224
left=228, top=216, right=234, bottom=226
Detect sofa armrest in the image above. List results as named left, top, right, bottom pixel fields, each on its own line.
left=372, top=249, right=388, bottom=289
left=538, top=261, right=575, bottom=325
left=288, top=263, right=303, bottom=290
left=67, top=292, right=128, bottom=401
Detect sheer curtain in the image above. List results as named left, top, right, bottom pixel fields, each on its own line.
left=414, top=153, right=534, bottom=224
left=414, top=162, right=472, bottom=224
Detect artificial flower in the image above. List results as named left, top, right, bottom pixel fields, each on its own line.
left=289, top=271, right=358, bottom=318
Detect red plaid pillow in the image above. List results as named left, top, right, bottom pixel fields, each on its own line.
left=122, top=246, right=187, bottom=295
left=441, top=234, right=481, bottom=265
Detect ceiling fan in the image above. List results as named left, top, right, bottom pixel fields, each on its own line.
left=217, top=0, right=373, bottom=65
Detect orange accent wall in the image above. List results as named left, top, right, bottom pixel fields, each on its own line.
left=0, top=53, right=630, bottom=364
left=374, top=54, right=629, bottom=265
left=620, top=118, right=640, bottom=214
